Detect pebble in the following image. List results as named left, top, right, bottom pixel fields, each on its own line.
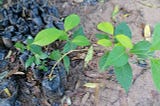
left=0, top=60, right=8, bottom=69
left=74, top=0, right=84, bottom=3
left=0, top=52, right=5, bottom=60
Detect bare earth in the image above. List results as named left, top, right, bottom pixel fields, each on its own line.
left=54, top=0, right=160, bottom=106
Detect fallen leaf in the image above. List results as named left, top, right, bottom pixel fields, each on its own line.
left=7, top=65, right=20, bottom=77
left=75, top=80, right=81, bottom=89
left=13, top=71, right=25, bottom=75
left=84, top=46, right=94, bottom=67
left=112, top=5, right=119, bottom=21
left=5, top=50, right=12, bottom=59
left=84, top=71, right=104, bottom=79
left=4, top=88, right=11, bottom=97
left=123, top=14, right=130, bottom=18
left=144, top=24, right=151, bottom=41
left=84, top=83, right=99, bottom=88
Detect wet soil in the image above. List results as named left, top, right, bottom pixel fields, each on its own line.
left=1, top=0, right=160, bottom=106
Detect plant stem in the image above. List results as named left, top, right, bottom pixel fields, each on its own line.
left=48, top=48, right=88, bottom=79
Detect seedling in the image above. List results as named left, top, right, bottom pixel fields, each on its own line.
left=96, top=21, right=160, bottom=92
left=14, top=13, right=160, bottom=93
left=15, top=14, right=91, bottom=79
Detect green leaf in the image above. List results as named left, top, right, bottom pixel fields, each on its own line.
left=150, top=23, right=160, bottom=50
left=114, top=63, right=133, bottom=92
left=106, top=46, right=129, bottom=67
left=38, top=61, right=48, bottom=71
left=29, top=44, right=42, bottom=55
left=49, top=50, right=62, bottom=61
left=115, top=22, right=132, bottom=38
left=58, top=31, right=68, bottom=40
left=62, top=41, right=77, bottom=53
left=97, top=39, right=112, bottom=47
left=27, top=38, right=34, bottom=45
left=97, top=22, right=114, bottom=35
left=115, top=34, right=133, bottom=49
left=130, top=40, right=152, bottom=59
left=150, top=58, right=160, bottom=91
left=39, top=64, right=48, bottom=71
left=38, top=52, right=48, bottom=59
left=25, top=56, right=35, bottom=68
left=72, top=35, right=90, bottom=46
left=95, top=33, right=109, bottom=40
left=33, top=28, right=62, bottom=46
left=72, top=26, right=85, bottom=38
left=84, top=46, right=94, bottom=67
left=98, top=52, right=109, bottom=72
left=63, top=56, right=70, bottom=73
left=14, top=42, right=26, bottom=52
left=64, top=14, right=80, bottom=32
left=35, top=55, right=41, bottom=65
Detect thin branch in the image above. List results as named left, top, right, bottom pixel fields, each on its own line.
left=48, top=49, right=88, bottom=79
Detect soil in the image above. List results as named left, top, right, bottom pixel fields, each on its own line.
left=1, top=0, right=160, bottom=106
left=54, top=0, right=160, bottom=106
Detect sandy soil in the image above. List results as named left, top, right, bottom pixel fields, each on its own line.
left=55, top=0, right=160, bottom=106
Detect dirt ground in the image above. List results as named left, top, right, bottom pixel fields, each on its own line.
left=1, top=0, right=160, bottom=106
left=54, top=0, right=160, bottom=106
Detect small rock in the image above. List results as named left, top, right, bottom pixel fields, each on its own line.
left=74, top=0, right=84, bottom=3
left=2, top=37, right=13, bottom=48
left=0, top=60, right=8, bottom=69
left=33, top=17, right=43, bottom=26
left=0, top=52, right=5, bottom=60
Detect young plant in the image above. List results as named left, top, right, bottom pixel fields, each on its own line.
left=15, top=14, right=91, bottom=79
left=96, top=21, right=160, bottom=92
left=15, top=38, right=48, bottom=71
